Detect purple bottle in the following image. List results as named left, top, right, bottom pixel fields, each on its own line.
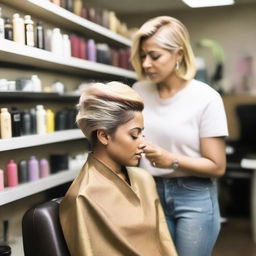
left=39, top=158, right=50, bottom=178
left=28, top=156, right=39, bottom=181
left=87, top=39, right=96, bottom=62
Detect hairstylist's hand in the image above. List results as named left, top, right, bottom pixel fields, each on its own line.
left=143, top=141, right=173, bottom=168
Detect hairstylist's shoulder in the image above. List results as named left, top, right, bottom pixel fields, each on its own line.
left=192, top=79, right=222, bottom=100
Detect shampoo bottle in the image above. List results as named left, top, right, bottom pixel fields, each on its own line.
left=0, top=169, right=4, bottom=191
left=24, top=15, right=34, bottom=47
left=87, top=39, right=96, bottom=62
left=29, top=108, right=37, bottom=134
left=46, top=109, right=55, bottom=133
left=21, top=110, right=32, bottom=135
left=36, top=21, right=45, bottom=49
left=62, top=34, right=71, bottom=58
left=0, top=8, right=5, bottom=39
left=39, top=158, right=50, bottom=178
left=4, top=17, right=13, bottom=41
left=28, top=156, right=39, bottom=181
left=51, top=28, right=63, bottom=56
left=18, top=160, right=28, bottom=183
left=31, top=75, right=42, bottom=92
left=6, top=160, right=18, bottom=187
left=12, top=13, right=25, bottom=44
left=36, top=105, right=46, bottom=134
left=0, top=108, right=12, bottom=139
left=10, top=107, right=21, bottom=137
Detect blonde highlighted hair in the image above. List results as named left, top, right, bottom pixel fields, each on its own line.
left=131, top=16, right=196, bottom=80
left=76, top=81, right=144, bottom=146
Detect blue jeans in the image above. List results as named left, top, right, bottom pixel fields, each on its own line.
left=155, top=176, right=220, bottom=256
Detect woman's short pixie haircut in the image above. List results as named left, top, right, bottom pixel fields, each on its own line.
left=76, top=81, right=144, bottom=147
left=131, top=16, right=196, bottom=81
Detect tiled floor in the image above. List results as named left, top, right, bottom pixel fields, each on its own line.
left=213, top=217, right=256, bottom=256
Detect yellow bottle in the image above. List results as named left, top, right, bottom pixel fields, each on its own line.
left=46, top=109, right=55, bottom=133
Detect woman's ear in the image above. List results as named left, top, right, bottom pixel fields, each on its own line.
left=176, top=48, right=184, bottom=63
left=97, top=129, right=109, bottom=146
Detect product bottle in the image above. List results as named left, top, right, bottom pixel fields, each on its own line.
left=102, top=9, right=109, bottom=28
left=51, top=0, right=60, bottom=6
left=24, top=15, right=34, bottom=47
left=6, top=160, right=18, bottom=187
left=0, top=108, right=12, bottom=139
left=4, top=17, right=13, bottom=40
left=12, top=13, right=25, bottom=44
left=73, top=0, right=82, bottom=16
left=0, top=8, right=5, bottom=39
left=36, top=105, right=46, bottom=134
left=0, top=169, right=4, bottom=191
left=31, top=75, right=42, bottom=92
left=36, top=21, right=45, bottom=49
left=10, top=107, right=21, bottom=137
left=65, top=0, right=73, bottom=12
left=51, top=28, right=63, bottom=56
left=87, top=39, right=96, bottom=62
left=39, top=158, right=50, bottom=178
left=29, top=108, right=37, bottom=134
left=55, top=109, right=67, bottom=130
left=62, top=34, right=71, bottom=57
left=21, top=110, right=32, bottom=135
left=28, top=156, right=39, bottom=181
left=18, top=160, right=28, bottom=183
left=46, top=109, right=55, bottom=133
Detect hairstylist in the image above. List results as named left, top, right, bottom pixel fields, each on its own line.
left=131, top=16, right=228, bottom=256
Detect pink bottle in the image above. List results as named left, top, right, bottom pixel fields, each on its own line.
left=28, top=156, right=40, bottom=181
left=0, top=169, right=4, bottom=191
left=39, top=159, right=50, bottom=178
left=6, top=160, right=18, bottom=187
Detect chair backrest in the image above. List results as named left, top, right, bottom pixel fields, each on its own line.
left=22, top=197, right=70, bottom=256
left=236, top=104, right=256, bottom=145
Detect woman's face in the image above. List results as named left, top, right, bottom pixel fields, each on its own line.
left=106, top=111, right=145, bottom=168
left=141, top=36, right=179, bottom=84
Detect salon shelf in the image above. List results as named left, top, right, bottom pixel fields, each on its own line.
left=0, top=0, right=131, bottom=47
left=0, top=129, right=85, bottom=152
left=0, top=92, right=79, bottom=103
left=0, top=168, right=81, bottom=206
left=0, top=39, right=136, bottom=80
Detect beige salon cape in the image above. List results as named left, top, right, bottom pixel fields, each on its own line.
left=60, top=154, right=177, bottom=256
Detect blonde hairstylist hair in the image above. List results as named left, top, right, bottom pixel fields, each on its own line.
left=76, top=81, right=144, bottom=147
left=131, top=16, right=196, bottom=80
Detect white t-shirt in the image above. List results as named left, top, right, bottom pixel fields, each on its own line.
left=133, top=79, right=229, bottom=177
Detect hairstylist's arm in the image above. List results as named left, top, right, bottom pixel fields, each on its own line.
left=144, top=137, right=226, bottom=178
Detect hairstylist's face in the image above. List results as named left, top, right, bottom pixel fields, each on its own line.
left=106, top=112, right=145, bottom=168
left=141, top=36, right=179, bottom=84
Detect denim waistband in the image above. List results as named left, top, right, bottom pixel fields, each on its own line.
left=154, top=176, right=212, bottom=184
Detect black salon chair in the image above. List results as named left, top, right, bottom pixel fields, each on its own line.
left=22, top=197, right=70, bottom=256
left=221, top=104, right=256, bottom=216
left=227, top=104, right=256, bottom=170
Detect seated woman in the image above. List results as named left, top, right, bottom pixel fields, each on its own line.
left=59, top=81, right=177, bottom=256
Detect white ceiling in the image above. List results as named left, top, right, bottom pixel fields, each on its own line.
left=85, top=0, right=256, bottom=14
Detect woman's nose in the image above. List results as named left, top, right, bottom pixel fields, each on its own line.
left=142, top=56, right=151, bottom=69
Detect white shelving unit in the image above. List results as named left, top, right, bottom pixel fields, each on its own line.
left=0, top=0, right=131, bottom=47
left=0, top=0, right=133, bottom=208
left=0, top=168, right=81, bottom=206
left=0, top=39, right=136, bottom=79
left=0, top=129, right=85, bottom=152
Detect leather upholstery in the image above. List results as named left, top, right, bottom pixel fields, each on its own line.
left=22, top=198, right=70, bottom=256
